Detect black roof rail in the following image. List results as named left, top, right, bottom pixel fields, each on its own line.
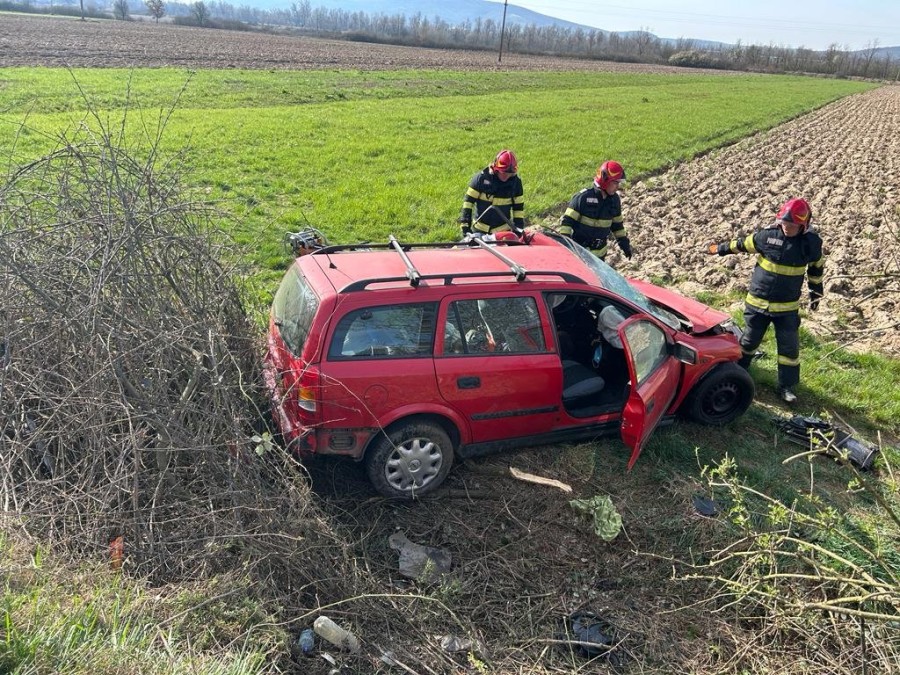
left=340, top=270, right=588, bottom=293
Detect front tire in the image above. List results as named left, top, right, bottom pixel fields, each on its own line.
left=365, top=421, right=454, bottom=499
left=684, top=363, right=755, bottom=425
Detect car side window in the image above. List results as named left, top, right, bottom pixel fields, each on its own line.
left=621, top=320, right=668, bottom=386
left=443, top=297, right=546, bottom=355
left=329, top=303, right=437, bottom=359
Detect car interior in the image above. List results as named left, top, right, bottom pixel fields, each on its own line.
left=550, top=293, right=633, bottom=418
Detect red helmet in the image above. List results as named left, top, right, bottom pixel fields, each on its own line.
left=777, top=198, right=812, bottom=231
left=594, top=160, right=626, bottom=190
left=491, top=149, right=518, bottom=175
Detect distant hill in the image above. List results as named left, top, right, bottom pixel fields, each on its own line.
left=194, top=0, right=900, bottom=57
left=251, top=0, right=594, bottom=31
left=872, top=45, right=900, bottom=59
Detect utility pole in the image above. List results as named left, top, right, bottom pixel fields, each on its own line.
left=498, top=0, right=509, bottom=63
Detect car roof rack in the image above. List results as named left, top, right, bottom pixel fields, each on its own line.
left=389, top=234, right=421, bottom=287
left=334, top=235, right=587, bottom=293
left=314, top=234, right=589, bottom=292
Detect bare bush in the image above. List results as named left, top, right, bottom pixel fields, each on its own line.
left=686, top=445, right=900, bottom=673
left=0, top=97, right=343, bottom=591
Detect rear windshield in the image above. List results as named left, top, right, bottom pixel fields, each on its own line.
left=272, top=266, right=319, bottom=355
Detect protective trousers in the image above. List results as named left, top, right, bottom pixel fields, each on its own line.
left=738, top=307, right=801, bottom=389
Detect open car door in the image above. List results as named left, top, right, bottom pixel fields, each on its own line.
left=617, top=317, right=680, bottom=469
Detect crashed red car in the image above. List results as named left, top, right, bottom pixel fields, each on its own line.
left=264, top=231, right=754, bottom=498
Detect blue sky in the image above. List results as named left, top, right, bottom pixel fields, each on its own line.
left=493, top=1, right=900, bottom=51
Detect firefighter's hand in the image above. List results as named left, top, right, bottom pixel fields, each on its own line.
left=809, top=297, right=821, bottom=312
left=706, top=243, right=719, bottom=255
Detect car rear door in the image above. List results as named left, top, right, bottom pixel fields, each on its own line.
left=617, top=316, right=680, bottom=469
left=434, top=292, right=562, bottom=443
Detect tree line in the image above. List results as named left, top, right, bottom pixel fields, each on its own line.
left=11, top=0, right=900, bottom=80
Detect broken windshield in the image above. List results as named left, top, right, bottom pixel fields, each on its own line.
left=552, top=235, right=681, bottom=330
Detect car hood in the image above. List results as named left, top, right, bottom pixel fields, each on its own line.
left=629, top=279, right=730, bottom=333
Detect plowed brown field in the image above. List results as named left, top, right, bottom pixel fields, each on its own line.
left=616, top=86, right=900, bottom=355
left=0, top=13, right=692, bottom=72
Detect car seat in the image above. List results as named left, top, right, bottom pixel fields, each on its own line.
left=562, top=360, right=605, bottom=406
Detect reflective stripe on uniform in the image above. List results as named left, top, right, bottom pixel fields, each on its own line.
left=473, top=222, right=510, bottom=233
left=777, top=354, right=801, bottom=366
left=558, top=223, right=574, bottom=235
left=731, top=233, right=757, bottom=254
left=757, top=256, right=807, bottom=276
left=467, top=192, right=515, bottom=205
left=564, top=208, right=614, bottom=228
left=590, top=244, right=609, bottom=257
left=745, top=293, right=800, bottom=313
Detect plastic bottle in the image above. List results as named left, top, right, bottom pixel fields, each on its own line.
left=313, top=616, right=361, bottom=653
left=297, top=628, right=315, bottom=655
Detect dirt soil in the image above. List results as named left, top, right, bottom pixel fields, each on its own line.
left=0, top=14, right=699, bottom=73
left=614, top=85, right=900, bottom=357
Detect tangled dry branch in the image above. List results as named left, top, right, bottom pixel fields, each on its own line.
left=0, top=107, right=343, bottom=591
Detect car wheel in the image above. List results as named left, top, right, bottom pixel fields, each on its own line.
left=685, top=363, right=755, bottom=426
left=365, top=421, right=454, bottom=499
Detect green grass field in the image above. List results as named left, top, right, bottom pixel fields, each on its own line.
left=0, top=68, right=874, bottom=280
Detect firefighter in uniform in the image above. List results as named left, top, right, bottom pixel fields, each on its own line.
left=707, top=198, right=824, bottom=403
left=458, top=149, right=525, bottom=236
left=559, top=160, right=633, bottom=261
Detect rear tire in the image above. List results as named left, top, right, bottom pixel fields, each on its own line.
left=684, top=363, right=754, bottom=425
left=365, top=421, right=454, bottom=499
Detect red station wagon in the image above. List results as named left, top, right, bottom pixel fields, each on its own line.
left=264, top=232, right=754, bottom=498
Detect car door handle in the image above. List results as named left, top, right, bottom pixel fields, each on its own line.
left=457, top=376, right=481, bottom=389
left=646, top=398, right=655, bottom=414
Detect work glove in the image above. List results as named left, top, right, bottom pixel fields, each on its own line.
left=707, top=242, right=727, bottom=255
left=809, top=295, right=821, bottom=312
left=458, top=217, right=472, bottom=235
left=619, top=239, right=633, bottom=259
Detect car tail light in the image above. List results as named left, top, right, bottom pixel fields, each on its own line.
left=296, top=366, right=320, bottom=418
